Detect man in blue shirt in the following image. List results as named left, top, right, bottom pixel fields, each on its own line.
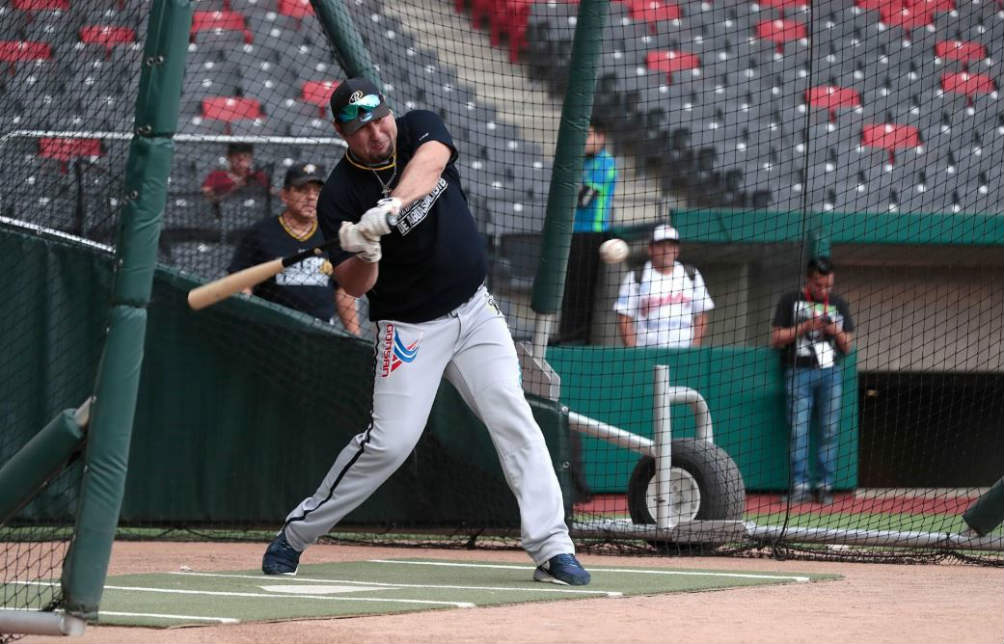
left=572, top=119, right=617, bottom=234
left=559, top=119, right=617, bottom=348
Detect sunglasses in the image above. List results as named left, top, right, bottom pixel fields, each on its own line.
left=336, top=94, right=383, bottom=123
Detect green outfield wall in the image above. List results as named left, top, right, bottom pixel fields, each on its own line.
left=0, top=226, right=569, bottom=526
left=546, top=345, right=859, bottom=493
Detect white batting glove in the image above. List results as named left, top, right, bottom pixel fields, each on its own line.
left=356, top=197, right=401, bottom=240
left=339, top=221, right=381, bottom=263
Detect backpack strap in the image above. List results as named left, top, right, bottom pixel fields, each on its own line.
left=635, top=262, right=697, bottom=284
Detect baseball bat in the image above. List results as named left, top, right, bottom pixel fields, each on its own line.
left=187, top=213, right=397, bottom=311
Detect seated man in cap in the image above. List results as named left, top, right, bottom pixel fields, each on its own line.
left=228, top=162, right=359, bottom=334
left=614, top=224, right=714, bottom=348
left=201, top=142, right=270, bottom=203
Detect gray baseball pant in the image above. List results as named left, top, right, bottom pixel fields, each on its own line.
left=281, top=285, right=575, bottom=565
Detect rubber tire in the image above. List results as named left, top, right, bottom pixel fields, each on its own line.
left=627, top=438, right=746, bottom=553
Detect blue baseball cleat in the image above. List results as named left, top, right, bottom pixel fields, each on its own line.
left=262, top=530, right=301, bottom=575
left=533, top=553, right=591, bottom=586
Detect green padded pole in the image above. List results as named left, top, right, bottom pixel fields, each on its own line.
left=309, top=0, right=383, bottom=100
left=0, top=409, right=85, bottom=525
left=60, top=0, right=191, bottom=619
left=530, top=0, right=610, bottom=317
left=963, top=478, right=1004, bottom=537
left=810, top=230, right=831, bottom=260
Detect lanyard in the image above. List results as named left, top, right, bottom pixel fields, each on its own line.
left=804, top=287, right=829, bottom=318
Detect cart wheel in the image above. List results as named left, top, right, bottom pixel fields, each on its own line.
left=627, top=438, right=746, bottom=552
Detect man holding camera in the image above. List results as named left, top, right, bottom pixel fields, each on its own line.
left=770, top=257, right=855, bottom=505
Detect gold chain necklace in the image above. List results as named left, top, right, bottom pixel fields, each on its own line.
left=371, top=153, right=397, bottom=198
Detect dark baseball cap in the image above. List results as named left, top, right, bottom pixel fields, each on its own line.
left=329, top=77, right=391, bottom=135
left=283, top=162, right=326, bottom=188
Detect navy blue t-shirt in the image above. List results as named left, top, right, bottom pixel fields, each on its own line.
left=317, top=110, right=486, bottom=323
left=228, top=216, right=336, bottom=321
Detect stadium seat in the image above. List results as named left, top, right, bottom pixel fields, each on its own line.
left=13, top=0, right=69, bottom=10
left=754, top=17, right=808, bottom=54
left=0, top=40, right=52, bottom=75
left=277, top=0, right=314, bottom=20
left=171, top=241, right=236, bottom=278
left=37, top=137, right=103, bottom=174
left=626, top=0, right=683, bottom=33
left=300, top=80, right=339, bottom=118
left=190, top=10, right=252, bottom=45
left=646, top=49, right=701, bottom=84
left=182, top=65, right=244, bottom=97
left=79, top=25, right=135, bottom=58
left=201, top=96, right=262, bottom=131
left=246, top=10, right=300, bottom=36
left=287, top=116, right=332, bottom=139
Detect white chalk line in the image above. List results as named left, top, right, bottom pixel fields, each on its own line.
left=169, top=570, right=622, bottom=597
left=0, top=605, right=239, bottom=624
left=12, top=580, right=473, bottom=608
left=99, top=610, right=240, bottom=624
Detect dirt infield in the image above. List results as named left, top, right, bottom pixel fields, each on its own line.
left=26, top=541, right=1004, bottom=644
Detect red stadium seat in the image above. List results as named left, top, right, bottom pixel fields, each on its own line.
left=862, top=123, right=920, bottom=165
left=301, top=80, right=339, bottom=118
left=190, top=11, right=252, bottom=44
left=488, top=0, right=578, bottom=62
left=0, top=40, right=51, bottom=73
left=39, top=137, right=103, bottom=173
left=202, top=97, right=262, bottom=134
left=878, top=4, right=934, bottom=29
left=0, top=40, right=52, bottom=61
left=755, top=19, right=807, bottom=54
left=806, top=85, right=862, bottom=122
left=13, top=0, right=69, bottom=10
left=79, top=26, right=136, bottom=58
left=277, top=0, right=314, bottom=18
left=625, top=0, right=681, bottom=29
left=202, top=97, right=261, bottom=121
left=934, top=40, right=988, bottom=65
left=941, top=72, right=997, bottom=105
left=646, top=50, right=700, bottom=85
left=754, top=0, right=807, bottom=19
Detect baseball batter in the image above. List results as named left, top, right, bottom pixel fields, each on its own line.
left=261, top=78, right=590, bottom=586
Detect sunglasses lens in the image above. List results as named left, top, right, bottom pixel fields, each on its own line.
left=337, top=94, right=382, bottom=123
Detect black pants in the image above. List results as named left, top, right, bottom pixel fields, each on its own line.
left=558, top=232, right=607, bottom=345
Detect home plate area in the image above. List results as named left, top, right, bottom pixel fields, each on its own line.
left=94, top=558, right=838, bottom=627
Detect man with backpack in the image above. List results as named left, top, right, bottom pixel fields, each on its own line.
left=614, top=224, right=714, bottom=348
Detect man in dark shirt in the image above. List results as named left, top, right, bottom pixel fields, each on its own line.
left=228, top=162, right=359, bottom=334
left=770, top=257, right=855, bottom=505
left=201, top=142, right=270, bottom=203
left=261, top=78, right=590, bottom=586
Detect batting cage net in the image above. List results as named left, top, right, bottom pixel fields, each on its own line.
left=1, top=0, right=1001, bottom=587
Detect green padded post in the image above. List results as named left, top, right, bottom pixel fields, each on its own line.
left=530, top=0, right=610, bottom=315
left=963, top=478, right=1004, bottom=537
left=132, top=0, right=192, bottom=138
left=0, top=409, right=86, bottom=525
left=309, top=0, right=383, bottom=101
left=60, top=0, right=191, bottom=620
left=810, top=230, right=831, bottom=260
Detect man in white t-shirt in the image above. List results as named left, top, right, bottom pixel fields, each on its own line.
left=615, top=224, right=714, bottom=348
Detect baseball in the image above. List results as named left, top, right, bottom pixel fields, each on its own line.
left=599, top=238, right=630, bottom=264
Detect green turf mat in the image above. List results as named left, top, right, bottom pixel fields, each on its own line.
left=90, top=558, right=839, bottom=627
